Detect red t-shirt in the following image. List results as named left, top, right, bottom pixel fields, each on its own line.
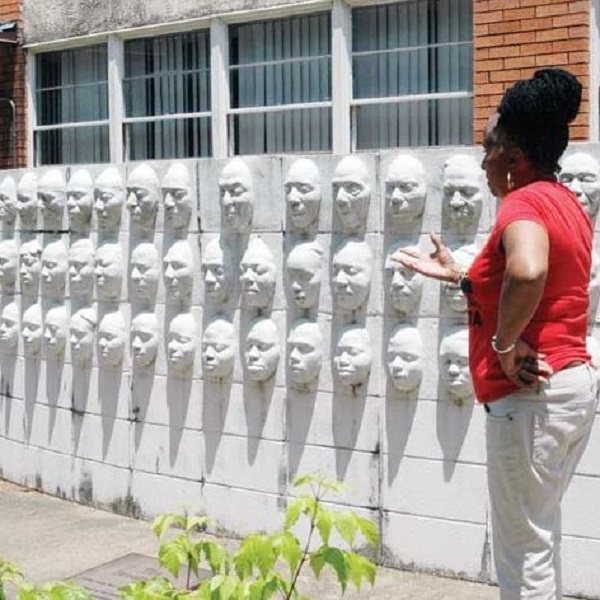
left=465, top=180, right=592, bottom=403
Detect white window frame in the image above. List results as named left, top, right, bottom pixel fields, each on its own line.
left=25, top=0, right=476, bottom=164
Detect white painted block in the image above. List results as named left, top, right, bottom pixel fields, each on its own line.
left=72, top=413, right=131, bottom=468
left=562, top=534, right=600, bottom=599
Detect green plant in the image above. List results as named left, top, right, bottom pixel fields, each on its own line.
left=17, top=581, right=93, bottom=600
left=120, top=473, right=379, bottom=599
left=0, top=557, right=23, bottom=600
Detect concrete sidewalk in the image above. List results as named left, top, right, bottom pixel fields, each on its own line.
left=0, top=479, right=501, bottom=599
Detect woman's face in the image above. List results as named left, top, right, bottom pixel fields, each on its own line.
left=481, top=113, right=510, bottom=199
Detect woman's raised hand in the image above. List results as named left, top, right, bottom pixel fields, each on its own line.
left=391, top=233, right=461, bottom=283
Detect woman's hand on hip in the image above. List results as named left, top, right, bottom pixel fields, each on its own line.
left=497, top=339, right=553, bottom=389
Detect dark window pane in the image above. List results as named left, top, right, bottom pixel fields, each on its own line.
left=36, top=125, right=109, bottom=165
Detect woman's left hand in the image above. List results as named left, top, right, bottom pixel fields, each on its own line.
left=497, top=339, right=553, bottom=389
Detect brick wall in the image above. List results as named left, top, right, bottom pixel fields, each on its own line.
left=473, top=0, right=590, bottom=144
left=0, top=0, right=25, bottom=169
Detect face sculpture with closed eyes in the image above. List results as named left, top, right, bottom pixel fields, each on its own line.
left=201, top=317, right=236, bottom=381
left=442, top=155, right=484, bottom=230
left=167, top=312, right=198, bottom=377
left=162, top=162, right=192, bottom=232
left=439, top=327, right=473, bottom=403
left=202, top=237, right=233, bottom=306
left=130, top=243, right=160, bottom=305
left=0, top=176, right=17, bottom=225
left=97, top=312, right=127, bottom=369
left=163, top=240, right=195, bottom=303
left=0, top=302, right=19, bottom=354
left=332, top=239, right=373, bottom=312
left=94, top=167, right=125, bottom=233
left=126, top=163, right=159, bottom=233
left=69, top=308, right=97, bottom=368
left=95, top=243, right=124, bottom=302
left=219, top=158, right=254, bottom=233
left=19, top=239, right=42, bottom=298
left=386, top=324, right=424, bottom=393
left=66, top=169, right=94, bottom=233
left=285, top=158, right=321, bottom=232
left=0, top=240, right=18, bottom=295
left=441, top=245, right=477, bottom=314
left=68, top=239, right=95, bottom=300
left=332, top=156, right=371, bottom=235
left=384, top=244, right=424, bottom=315
left=385, top=155, right=427, bottom=228
left=559, top=153, right=600, bottom=219
left=333, top=325, right=372, bottom=390
left=240, top=236, right=277, bottom=310
left=244, top=317, right=280, bottom=383
left=287, top=319, right=324, bottom=388
left=22, top=303, right=42, bottom=358
left=38, top=168, right=66, bottom=228
left=17, top=172, right=38, bottom=229
left=41, top=240, right=68, bottom=300
left=130, top=312, right=161, bottom=368
left=285, top=241, right=324, bottom=311
left=43, top=305, right=68, bottom=360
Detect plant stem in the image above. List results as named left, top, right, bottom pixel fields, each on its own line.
left=186, top=562, right=191, bottom=590
left=285, top=486, right=321, bottom=600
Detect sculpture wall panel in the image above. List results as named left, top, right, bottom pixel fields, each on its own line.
left=3, top=145, right=600, bottom=585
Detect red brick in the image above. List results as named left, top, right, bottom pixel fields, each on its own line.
left=475, top=10, right=503, bottom=24
left=553, top=39, right=588, bottom=53
left=477, top=58, right=505, bottom=72
left=520, top=42, right=556, bottom=56
left=553, top=14, right=587, bottom=28
left=475, top=34, right=506, bottom=48
left=536, top=28, right=569, bottom=42
left=475, top=23, right=490, bottom=36
left=568, top=51, right=589, bottom=64
left=519, top=16, right=553, bottom=32
left=569, top=26, right=589, bottom=39
left=490, top=69, right=522, bottom=83
left=504, top=31, right=536, bottom=45
left=489, top=20, right=520, bottom=34
left=536, top=3, right=571, bottom=17
left=488, top=0, right=519, bottom=9
left=535, top=53, right=569, bottom=67
left=569, top=1, right=589, bottom=13
left=487, top=45, right=521, bottom=59
left=501, top=7, right=535, bottom=21
left=474, top=1, right=490, bottom=13
left=504, top=55, right=537, bottom=69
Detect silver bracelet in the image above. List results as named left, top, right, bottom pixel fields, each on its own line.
left=491, top=335, right=516, bottom=355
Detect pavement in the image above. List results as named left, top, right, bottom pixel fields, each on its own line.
left=0, top=479, right=503, bottom=599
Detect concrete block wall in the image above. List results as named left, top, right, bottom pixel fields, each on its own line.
left=0, top=145, right=599, bottom=597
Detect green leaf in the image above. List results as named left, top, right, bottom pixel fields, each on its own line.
left=355, top=516, right=379, bottom=548
left=309, top=547, right=348, bottom=593
left=185, top=516, right=209, bottom=535
left=201, top=541, right=231, bottom=574
left=119, top=577, right=175, bottom=599
left=331, top=512, right=357, bottom=547
left=345, top=552, right=377, bottom=590
left=283, top=498, right=302, bottom=530
left=152, top=514, right=181, bottom=540
left=272, top=531, right=302, bottom=576
left=314, top=507, right=333, bottom=546
left=234, top=535, right=276, bottom=580
left=158, top=535, right=190, bottom=577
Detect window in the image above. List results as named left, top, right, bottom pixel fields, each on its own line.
left=124, top=30, right=211, bottom=160
left=229, top=13, right=332, bottom=155
left=352, top=0, right=473, bottom=150
left=35, top=45, right=109, bottom=165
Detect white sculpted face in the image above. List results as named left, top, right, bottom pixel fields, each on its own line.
left=441, top=245, right=477, bottom=313
left=126, top=163, right=159, bottom=232
left=131, top=312, right=161, bottom=368
left=332, top=240, right=372, bottom=312
left=94, top=167, right=125, bottom=232
left=167, top=313, right=198, bottom=376
left=385, top=155, right=426, bottom=227
left=439, top=328, right=473, bottom=402
left=240, top=237, right=276, bottom=309
left=590, top=250, right=600, bottom=308
left=97, top=312, right=127, bottom=369
left=95, top=243, right=124, bottom=301
left=387, top=325, right=424, bottom=393
left=40, top=240, right=68, bottom=299
left=442, top=155, right=484, bottom=228
left=22, top=304, right=42, bottom=358
left=130, top=243, right=160, bottom=304
left=43, top=305, right=68, bottom=360
left=69, top=308, right=96, bottom=367
left=332, top=156, right=371, bottom=234
left=66, top=169, right=94, bottom=232
left=163, top=240, right=194, bottom=302
left=285, top=241, right=324, bottom=310
left=201, top=317, right=236, bottom=381
left=219, top=158, right=254, bottom=233
left=244, top=317, right=280, bottom=382
left=68, top=239, right=95, bottom=299
left=0, top=302, right=19, bottom=354
left=0, top=176, right=17, bottom=224
left=285, top=159, right=321, bottom=231
left=19, top=239, right=42, bottom=297
left=333, top=326, right=372, bottom=389
left=559, top=153, right=600, bottom=218
left=287, top=320, right=323, bottom=387
left=17, top=172, right=38, bottom=228
left=202, top=237, right=232, bottom=305
left=38, top=169, right=66, bottom=225
left=162, top=163, right=192, bottom=231
left=0, top=240, right=18, bottom=294
left=384, top=246, right=423, bottom=315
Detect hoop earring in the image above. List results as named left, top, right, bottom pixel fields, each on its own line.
left=506, top=171, right=514, bottom=191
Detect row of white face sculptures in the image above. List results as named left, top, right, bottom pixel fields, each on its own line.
left=2, top=153, right=598, bottom=236
left=0, top=304, right=473, bottom=400
left=1, top=234, right=477, bottom=315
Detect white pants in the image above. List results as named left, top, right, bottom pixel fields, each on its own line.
left=486, top=363, right=598, bottom=600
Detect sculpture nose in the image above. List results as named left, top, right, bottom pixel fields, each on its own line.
left=450, top=191, right=465, bottom=207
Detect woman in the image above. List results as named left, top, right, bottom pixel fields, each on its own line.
left=395, top=68, right=597, bottom=599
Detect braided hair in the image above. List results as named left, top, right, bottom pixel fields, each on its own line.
left=497, top=68, right=582, bottom=174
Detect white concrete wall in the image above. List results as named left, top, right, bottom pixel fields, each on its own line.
left=0, top=144, right=600, bottom=597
